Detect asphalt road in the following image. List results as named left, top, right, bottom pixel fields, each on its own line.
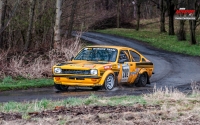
left=0, top=32, right=200, bottom=102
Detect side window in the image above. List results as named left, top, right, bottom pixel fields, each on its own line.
left=130, top=51, right=140, bottom=62
left=118, top=50, right=130, bottom=63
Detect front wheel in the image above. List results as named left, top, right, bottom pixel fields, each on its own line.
left=103, top=74, right=115, bottom=90
left=135, top=73, right=148, bottom=87
left=54, top=83, right=69, bottom=91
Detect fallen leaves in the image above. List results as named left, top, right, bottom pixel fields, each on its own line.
left=28, top=105, right=160, bottom=118
left=0, top=112, right=22, bottom=121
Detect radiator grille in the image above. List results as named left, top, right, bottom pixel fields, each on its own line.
left=62, top=69, right=90, bottom=75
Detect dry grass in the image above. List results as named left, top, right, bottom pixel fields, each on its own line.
left=191, top=80, right=200, bottom=94
left=0, top=49, right=10, bottom=76
left=0, top=85, right=200, bottom=124
left=0, top=35, right=83, bottom=79
left=142, top=84, right=200, bottom=125
left=6, top=56, right=52, bottom=78
left=145, top=85, right=187, bottom=102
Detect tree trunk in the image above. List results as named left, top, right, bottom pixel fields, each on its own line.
left=177, top=20, right=186, bottom=41
left=67, top=0, right=78, bottom=39
left=0, top=0, right=6, bottom=49
left=168, top=14, right=174, bottom=35
left=167, top=0, right=175, bottom=35
left=188, top=0, right=199, bottom=45
left=0, top=0, right=3, bottom=47
left=133, top=2, right=136, bottom=19
left=0, top=0, right=2, bottom=30
left=117, top=0, right=121, bottom=28
left=168, top=0, right=175, bottom=35
left=160, top=0, right=166, bottom=32
left=25, top=0, right=36, bottom=50
left=136, top=4, right=140, bottom=31
left=0, top=0, right=18, bottom=49
left=177, top=0, right=186, bottom=41
left=189, top=20, right=196, bottom=45
left=54, top=0, right=62, bottom=49
left=105, top=0, right=109, bottom=10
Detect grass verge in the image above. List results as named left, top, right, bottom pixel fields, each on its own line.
left=0, top=87, right=200, bottom=124
left=0, top=94, right=146, bottom=113
left=0, top=77, right=53, bottom=91
left=96, top=19, right=200, bottom=56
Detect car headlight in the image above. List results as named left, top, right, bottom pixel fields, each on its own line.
left=54, top=68, right=62, bottom=74
left=90, top=69, right=98, bottom=75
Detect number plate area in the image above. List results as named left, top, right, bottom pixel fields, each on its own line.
left=121, top=64, right=130, bottom=82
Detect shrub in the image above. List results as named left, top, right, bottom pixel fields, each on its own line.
left=0, top=37, right=83, bottom=79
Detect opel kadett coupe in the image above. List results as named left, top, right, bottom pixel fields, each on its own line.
left=52, top=46, right=154, bottom=91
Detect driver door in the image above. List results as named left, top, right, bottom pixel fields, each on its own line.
left=118, top=50, right=136, bottom=83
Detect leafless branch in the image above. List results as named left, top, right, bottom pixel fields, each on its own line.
left=149, top=0, right=158, bottom=5
left=196, top=20, right=200, bottom=27
left=0, top=0, right=20, bottom=34
left=149, top=0, right=168, bottom=11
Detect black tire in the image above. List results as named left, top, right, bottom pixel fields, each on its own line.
left=103, top=74, right=115, bottom=90
left=54, top=83, right=69, bottom=91
left=135, top=73, right=148, bottom=87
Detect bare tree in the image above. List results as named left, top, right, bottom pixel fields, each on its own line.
left=117, top=0, right=122, bottom=28
left=25, top=0, right=36, bottom=50
left=177, top=0, right=186, bottom=41
left=54, top=0, right=62, bottom=49
left=149, top=0, right=167, bottom=32
left=0, top=0, right=3, bottom=47
left=177, top=20, right=186, bottom=40
left=67, top=0, right=78, bottom=39
left=0, top=0, right=19, bottom=49
left=189, top=0, right=200, bottom=44
left=105, top=0, right=109, bottom=10
left=0, top=0, right=19, bottom=34
left=0, top=0, right=2, bottom=30
left=165, top=0, right=178, bottom=35
left=160, top=0, right=167, bottom=32
left=134, top=0, right=145, bottom=31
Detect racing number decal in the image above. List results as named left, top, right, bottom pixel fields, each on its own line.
left=122, top=67, right=129, bottom=78
left=121, top=64, right=130, bottom=82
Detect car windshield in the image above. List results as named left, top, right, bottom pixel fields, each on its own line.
left=74, top=47, right=118, bottom=62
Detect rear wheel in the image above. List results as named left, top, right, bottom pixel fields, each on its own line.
left=54, top=83, right=69, bottom=91
left=103, top=74, right=115, bottom=90
left=135, top=73, right=148, bottom=87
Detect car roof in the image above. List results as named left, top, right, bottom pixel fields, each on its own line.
left=85, top=45, right=132, bottom=50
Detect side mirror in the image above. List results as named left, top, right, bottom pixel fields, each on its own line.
left=71, top=56, right=74, bottom=61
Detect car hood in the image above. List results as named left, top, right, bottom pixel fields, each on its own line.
left=54, top=61, right=111, bottom=69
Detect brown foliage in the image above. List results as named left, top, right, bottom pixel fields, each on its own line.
left=0, top=38, right=82, bottom=79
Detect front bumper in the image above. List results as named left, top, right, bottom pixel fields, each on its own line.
left=53, top=75, right=102, bottom=87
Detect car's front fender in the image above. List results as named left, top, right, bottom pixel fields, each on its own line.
left=99, top=70, right=115, bottom=85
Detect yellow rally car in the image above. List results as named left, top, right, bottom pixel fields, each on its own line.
left=52, top=46, right=154, bottom=91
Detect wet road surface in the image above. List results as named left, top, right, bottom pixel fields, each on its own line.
left=0, top=32, right=199, bottom=102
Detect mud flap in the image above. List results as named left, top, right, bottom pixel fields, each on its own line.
left=147, top=75, right=150, bottom=84
left=134, top=74, right=140, bottom=84
left=114, top=72, right=119, bottom=86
